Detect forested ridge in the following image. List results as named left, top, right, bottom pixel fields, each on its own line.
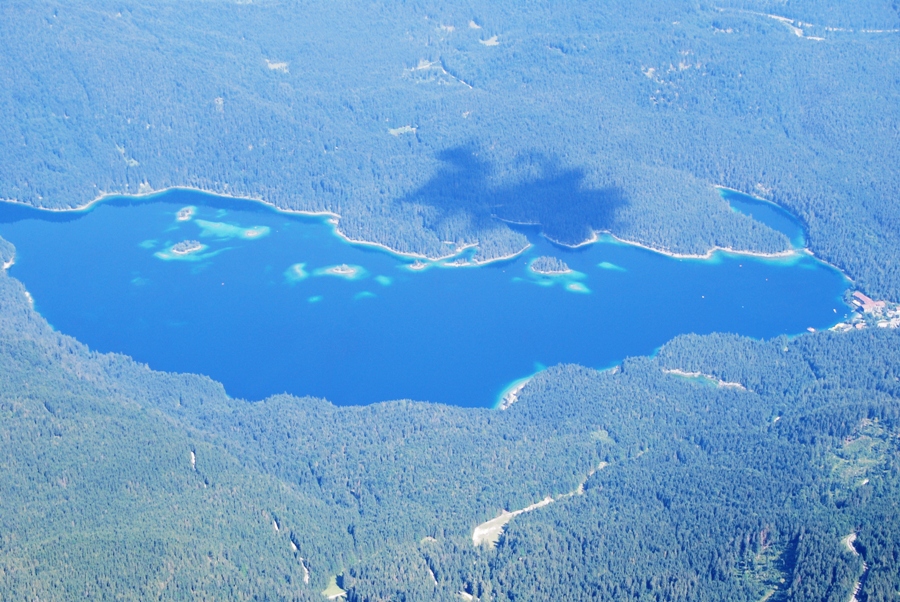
left=1, top=0, right=899, bottom=294
left=1, top=262, right=899, bottom=600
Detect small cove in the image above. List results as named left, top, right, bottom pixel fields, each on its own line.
left=0, top=189, right=850, bottom=407
left=719, top=187, right=807, bottom=249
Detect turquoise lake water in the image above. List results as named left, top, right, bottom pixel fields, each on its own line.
left=0, top=190, right=850, bottom=407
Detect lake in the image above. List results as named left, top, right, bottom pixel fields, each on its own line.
left=0, top=189, right=850, bottom=407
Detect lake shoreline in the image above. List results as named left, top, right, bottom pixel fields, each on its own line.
left=547, top=230, right=800, bottom=261
left=0, top=183, right=856, bottom=288
left=0, top=187, right=531, bottom=267
left=0, top=186, right=814, bottom=268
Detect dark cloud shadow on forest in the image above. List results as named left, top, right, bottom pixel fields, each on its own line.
left=402, top=145, right=628, bottom=246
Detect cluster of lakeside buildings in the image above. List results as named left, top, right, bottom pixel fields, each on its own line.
left=831, top=291, right=900, bottom=332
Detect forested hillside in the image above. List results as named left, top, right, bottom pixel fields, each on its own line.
left=2, top=0, right=898, bottom=293
left=2, top=261, right=898, bottom=600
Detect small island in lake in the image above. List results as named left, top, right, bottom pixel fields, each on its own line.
left=152, top=239, right=210, bottom=261
left=176, top=206, right=195, bottom=221
left=331, top=264, right=356, bottom=275
left=314, top=263, right=367, bottom=280
left=171, top=240, right=204, bottom=255
left=530, top=256, right=572, bottom=275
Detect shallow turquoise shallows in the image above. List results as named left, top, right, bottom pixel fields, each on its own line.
left=0, top=190, right=850, bottom=407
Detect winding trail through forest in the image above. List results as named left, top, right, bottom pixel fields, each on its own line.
left=842, top=533, right=868, bottom=602
left=472, top=462, right=609, bottom=546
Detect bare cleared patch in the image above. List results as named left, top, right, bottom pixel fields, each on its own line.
left=265, top=59, right=289, bottom=73
left=472, top=462, right=609, bottom=546
left=472, top=497, right=553, bottom=547
left=389, top=125, right=416, bottom=136
left=663, top=368, right=746, bottom=390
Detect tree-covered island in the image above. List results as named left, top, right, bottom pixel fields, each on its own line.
left=529, top=256, right=572, bottom=275
left=171, top=240, right=203, bottom=255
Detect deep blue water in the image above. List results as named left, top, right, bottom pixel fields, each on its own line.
left=0, top=190, right=849, bottom=407
left=720, top=187, right=807, bottom=248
